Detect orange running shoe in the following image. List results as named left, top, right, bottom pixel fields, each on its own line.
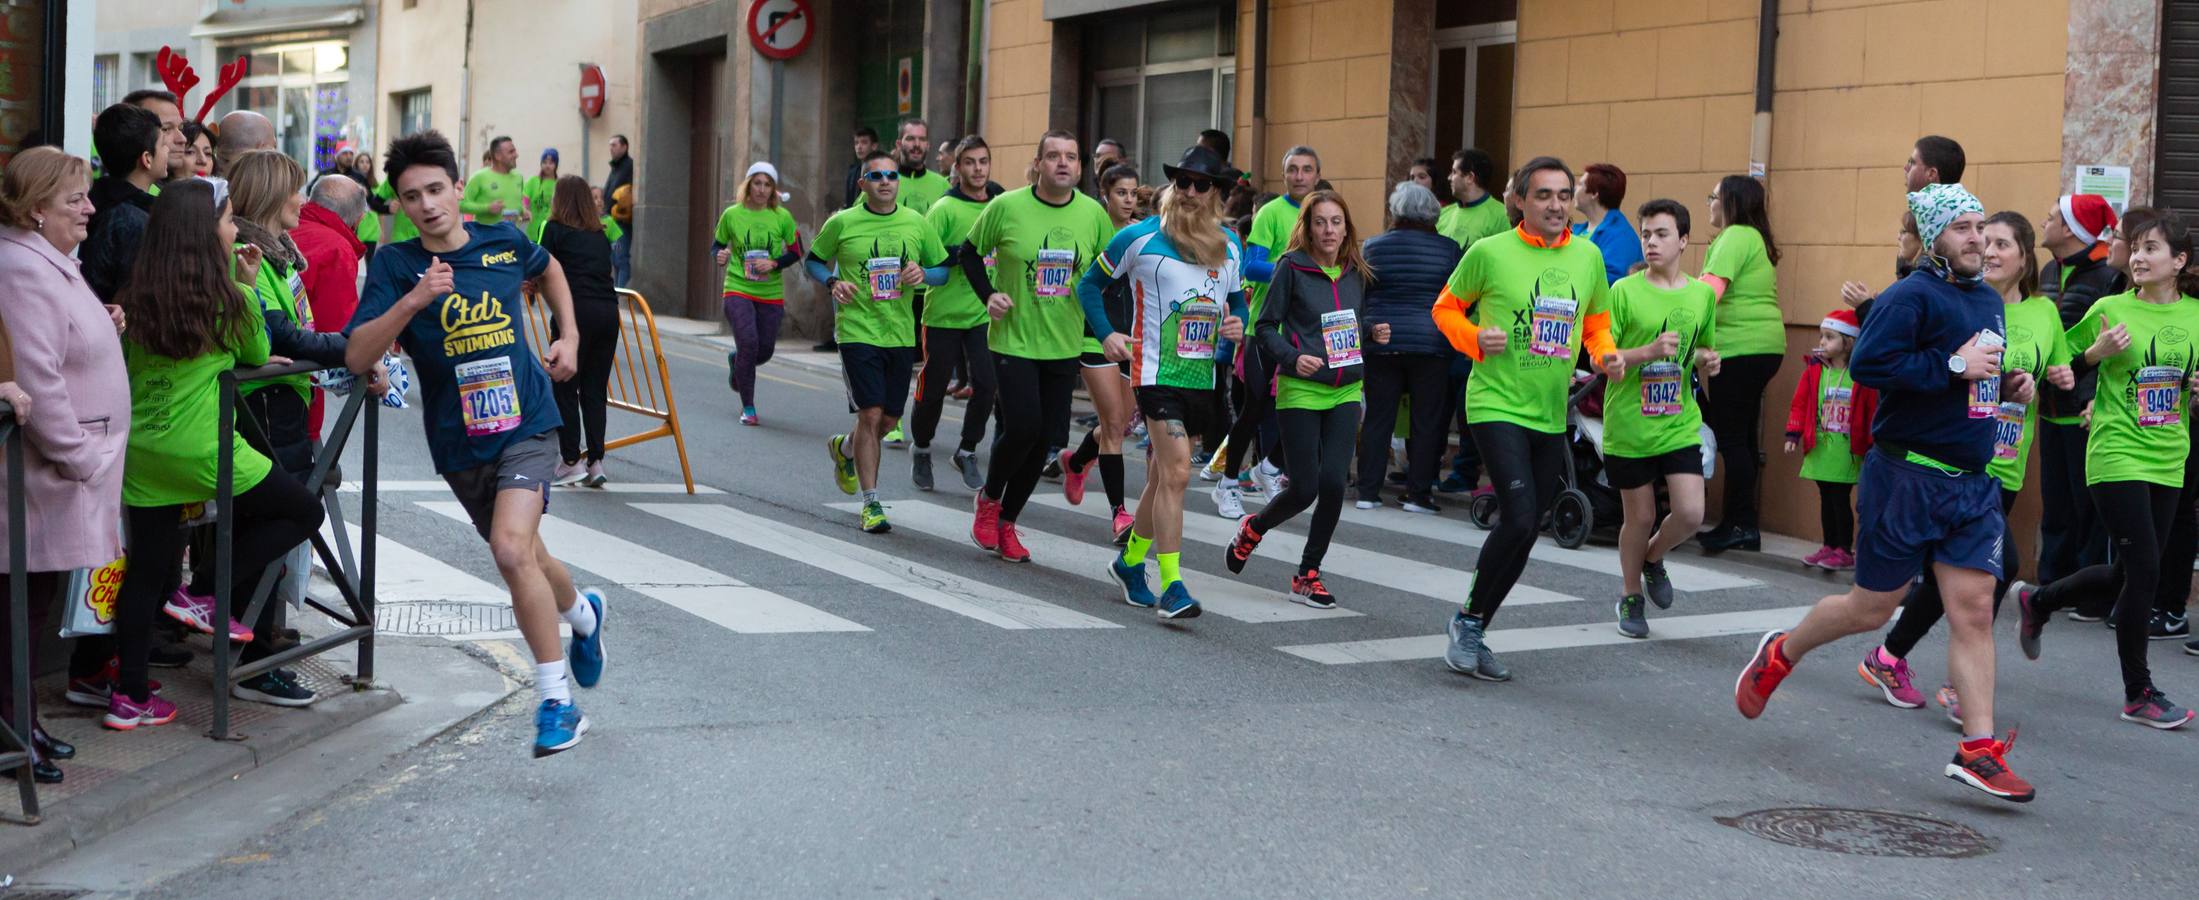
left=1944, top=731, right=2035, bottom=803
left=1734, top=631, right=1792, bottom=719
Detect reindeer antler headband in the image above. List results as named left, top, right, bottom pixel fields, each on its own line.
left=155, top=46, right=250, bottom=124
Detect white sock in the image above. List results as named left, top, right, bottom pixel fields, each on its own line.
left=861, top=488, right=879, bottom=503
left=536, top=661, right=571, bottom=704
left=562, top=593, right=597, bottom=638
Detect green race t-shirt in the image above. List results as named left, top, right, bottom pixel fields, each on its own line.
left=240, top=254, right=316, bottom=402
left=924, top=192, right=993, bottom=329
left=896, top=168, right=950, bottom=214
left=1800, top=365, right=1861, bottom=484
left=714, top=204, right=801, bottom=302
left=1437, top=196, right=1509, bottom=250
left=811, top=203, right=946, bottom=348
left=1702, top=224, right=1783, bottom=357
left=1246, top=194, right=1301, bottom=320
left=602, top=216, right=623, bottom=243
left=1986, top=295, right=2073, bottom=491
left=461, top=169, right=528, bottom=226
left=122, top=306, right=275, bottom=507
left=522, top=175, right=559, bottom=243
left=375, top=180, right=418, bottom=242
left=1449, top=231, right=1611, bottom=434
left=967, top=186, right=1115, bottom=360
left=2066, top=291, right=2199, bottom=487
left=1601, top=273, right=1717, bottom=459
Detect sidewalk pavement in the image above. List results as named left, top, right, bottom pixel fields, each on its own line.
left=650, top=314, right=1835, bottom=574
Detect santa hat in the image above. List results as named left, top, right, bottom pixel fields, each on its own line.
left=2059, top=194, right=2117, bottom=245
left=1821, top=308, right=1861, bottom=338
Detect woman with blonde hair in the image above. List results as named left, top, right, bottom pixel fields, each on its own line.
left=711, top=162, right=802, bottom=425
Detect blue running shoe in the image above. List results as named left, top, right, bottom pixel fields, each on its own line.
left=569, top=588, right=607, bottom=688
left=1111, top=557, right=1157, bottom=608
left=533, top=699, right=589, bottom=758
left=1157, top=582, right=1202, bottom=619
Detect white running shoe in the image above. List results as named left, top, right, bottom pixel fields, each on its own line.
left=1212, top=479, right=1246, bottom=519
left=1253, top=460, right=1287, bottom=497
left=552, top=461, right=586, bottom=486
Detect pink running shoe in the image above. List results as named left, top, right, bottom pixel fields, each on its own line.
left=1824, top=548, right=1857, bottom=571
left=1937, top=683, right=1964, bottom=726
left=103, top=691, right=179, bottom=730
left=1063, top=457, right=1092, bottom=505
left=972, top=495, right=1003, bottom=551
left=163, top=588, right=253, bottom=643
left=1800, top=547, right=1833, bottom=569
left=1111, top=506, right=1136, bottom=543
left=1857, top=646, right=1925, bottom=709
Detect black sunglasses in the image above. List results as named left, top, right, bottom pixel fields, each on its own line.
left=862, top=170, right=902, bottom=182
left=1173, top=175, right=1216, bottom=194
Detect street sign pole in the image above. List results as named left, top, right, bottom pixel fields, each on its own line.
left=770, top=59, right=785, bottom=168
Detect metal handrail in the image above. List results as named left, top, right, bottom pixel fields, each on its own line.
left=210, top=361, right=380, bottom=740
left=1, top=401, right=39, bottom=821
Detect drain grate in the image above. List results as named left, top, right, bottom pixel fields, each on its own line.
left=2, top=889, right=91, bottom=900
left=375, top=601, right=516, bottom=637
left=1717, top=807, right=1994, bottom=858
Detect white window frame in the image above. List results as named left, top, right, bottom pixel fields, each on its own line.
left=1426, top=21, right=1516, bottom=157
left=1084, top=5, right=1236, bottom=169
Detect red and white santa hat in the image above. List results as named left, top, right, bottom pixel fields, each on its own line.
left=1821, top=308, right=1861, bottom=338
left=2059, top=194, right=2118, bottom=245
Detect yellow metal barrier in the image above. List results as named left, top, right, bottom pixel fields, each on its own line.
left=521, top=287, right=697, bottom=494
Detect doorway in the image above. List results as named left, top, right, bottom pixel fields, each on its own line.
left=1429, top=17, right=1516, bottom=182
left=685, top=53, right=727, bottom=321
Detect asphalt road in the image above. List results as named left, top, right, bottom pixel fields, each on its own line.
left=107, top=331, right=2199, bottom=897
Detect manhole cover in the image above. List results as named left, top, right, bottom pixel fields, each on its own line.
left=375, top=601, right=516, bottom=637
left=1716, top=807, right=1994, bottom=858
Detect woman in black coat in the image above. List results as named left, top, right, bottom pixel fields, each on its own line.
left=1355, top=182, right=1463, bottom=510
left=538, top=176, right=623, bottom=487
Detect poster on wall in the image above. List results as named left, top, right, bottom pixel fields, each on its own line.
left=2075, top=165, right=2131, bottom=213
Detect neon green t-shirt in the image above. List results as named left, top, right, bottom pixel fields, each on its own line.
left=240, top=255, right=315, bottom=402
left=1437, top=196, right=1509, bottom=250
left=602, top=216, right=623, bottom=243
left=714, top=204, right=801, bottom=302
left=1601, top=272, right=1717, bottom=459
left=1448, top=232, right=1611, bottom=434
left=2066, top=291, right=2199, bottom=488
left=966, top=186, right=1115, bottom=360
left=1246, top=194, right=1301, bottom=321
left=1800, top=365, right=1860, bottom=484
left=923, top=191, right=993, bottom=329
left=1701, top=224, right=1783, bottom=357
left=355, top=205, right=382, bottom=244
left=811, top=203, right=946, bottom=348
left=1987, top=295, right=2073, bottom=491
left=122, top=307, right=275, bottom=507
left=375, top=181, right=418, bottom=242
left=896, top=168, right=950, bottom=214
left=522, top=175, right=559, bottom=243
left=461, top=168, right=528, bottom=226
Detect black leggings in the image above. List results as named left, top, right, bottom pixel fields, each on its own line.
left=2153, top=422, right=2199, bottom=616
left=1201, top=358, right=1234, bottom=454
left=1224, top=351, right=1279, bottom=477
left=912, top=324, right=997, bottom=454
left=115, top=471, right=324, bottom=699
left=1253, top=402, right=1362, bottom=572
left=985, top=354, right=1079, bottom=522
left=552, top=299, right=621, bottom=464
left=1357, top=354, right=1449, bottom=499
left=1883, top=488, right=2019, bottom=659
left=1705, top=353, right=1782, bottom=528
left=1816, top=480, right=1854, bottom=550
left=2032, top=480, right=2177, bottom=701
left=1467, top=421, right=1568, bottom=621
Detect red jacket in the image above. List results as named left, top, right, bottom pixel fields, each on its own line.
left=1784, top=355, right=1877, bottom=456
left=292, top=201, right=365, bottom=431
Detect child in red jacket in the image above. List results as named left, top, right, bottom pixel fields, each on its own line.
left=1783, top=309, right=1878, bottom=570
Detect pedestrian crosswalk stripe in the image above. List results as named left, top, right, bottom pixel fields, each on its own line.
left=345, top=480, right=724, bottom=495
left=1238, top=492, right=1758, bottom=591
left=635, top=502, right=1118, bottom=630
left=1274, top=605, right=1814, bottom=664
left=1027, top=494, right=1582, bottom=608
left=870, top=499, right=1362, bottom=622
left=315, top=520, right=508, bottom=605
left=418, top=502, right=870, bottom=634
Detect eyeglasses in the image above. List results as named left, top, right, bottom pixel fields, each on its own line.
left=1173, top=175, right=1216, bottom=194
left=862, top=170, right=902, bottom=183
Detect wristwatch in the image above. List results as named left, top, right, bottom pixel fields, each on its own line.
left=1947, top=353, right=1968, bottom=375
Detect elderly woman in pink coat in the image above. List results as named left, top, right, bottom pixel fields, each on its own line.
left=0, top=147, right=132, bottom=785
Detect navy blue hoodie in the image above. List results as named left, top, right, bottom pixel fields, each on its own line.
left=1851, top=263, right=2006, bottom=473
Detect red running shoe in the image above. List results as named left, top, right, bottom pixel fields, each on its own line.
left=1944, top=731, right=2035, bottom=803
left=1290, top=569, right=1336, bottom=609
left=972, top=494, right=1003, bottom=551
left=1734, top=630, right=1792, bottom=719
left=1063, top=457, right=1091, bottom=505
left=996, top=521, right=1031, bottom=563
left=1225, top=515, right=1263, bottom=574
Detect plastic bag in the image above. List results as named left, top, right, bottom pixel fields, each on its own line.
left=276, top=541, right=313, bottom=610
left=312, top=352, right=412, bottom=409
left=60, top=555, right=126, bottom=638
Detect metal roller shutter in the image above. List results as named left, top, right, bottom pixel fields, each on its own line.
left=2160, top=1, right=2199, bottom=210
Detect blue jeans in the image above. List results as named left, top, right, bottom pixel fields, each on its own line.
left=612, top=228, right=633, bottom=288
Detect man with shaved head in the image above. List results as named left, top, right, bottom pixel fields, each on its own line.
left=214, top=110, right=276, bottom=175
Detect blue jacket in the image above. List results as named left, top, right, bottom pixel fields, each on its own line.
left=1360, top=225, right=1461, bottom=357
left=1575, top=208, right=1642, bottom=285
left=1852, top=264, right=2006, bottom=473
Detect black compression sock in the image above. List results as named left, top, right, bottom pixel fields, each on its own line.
left=1099, top=454, right=1125, bottom=509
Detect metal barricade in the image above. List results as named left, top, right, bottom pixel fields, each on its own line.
left=211, top=361, right=380, bottom=740
left=2, top=400, right=39, bottom=821
left=519, top=287, right=696, bottom=493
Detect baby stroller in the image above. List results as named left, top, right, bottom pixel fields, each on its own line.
left=1468, top=371, right=1716, bottom=549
